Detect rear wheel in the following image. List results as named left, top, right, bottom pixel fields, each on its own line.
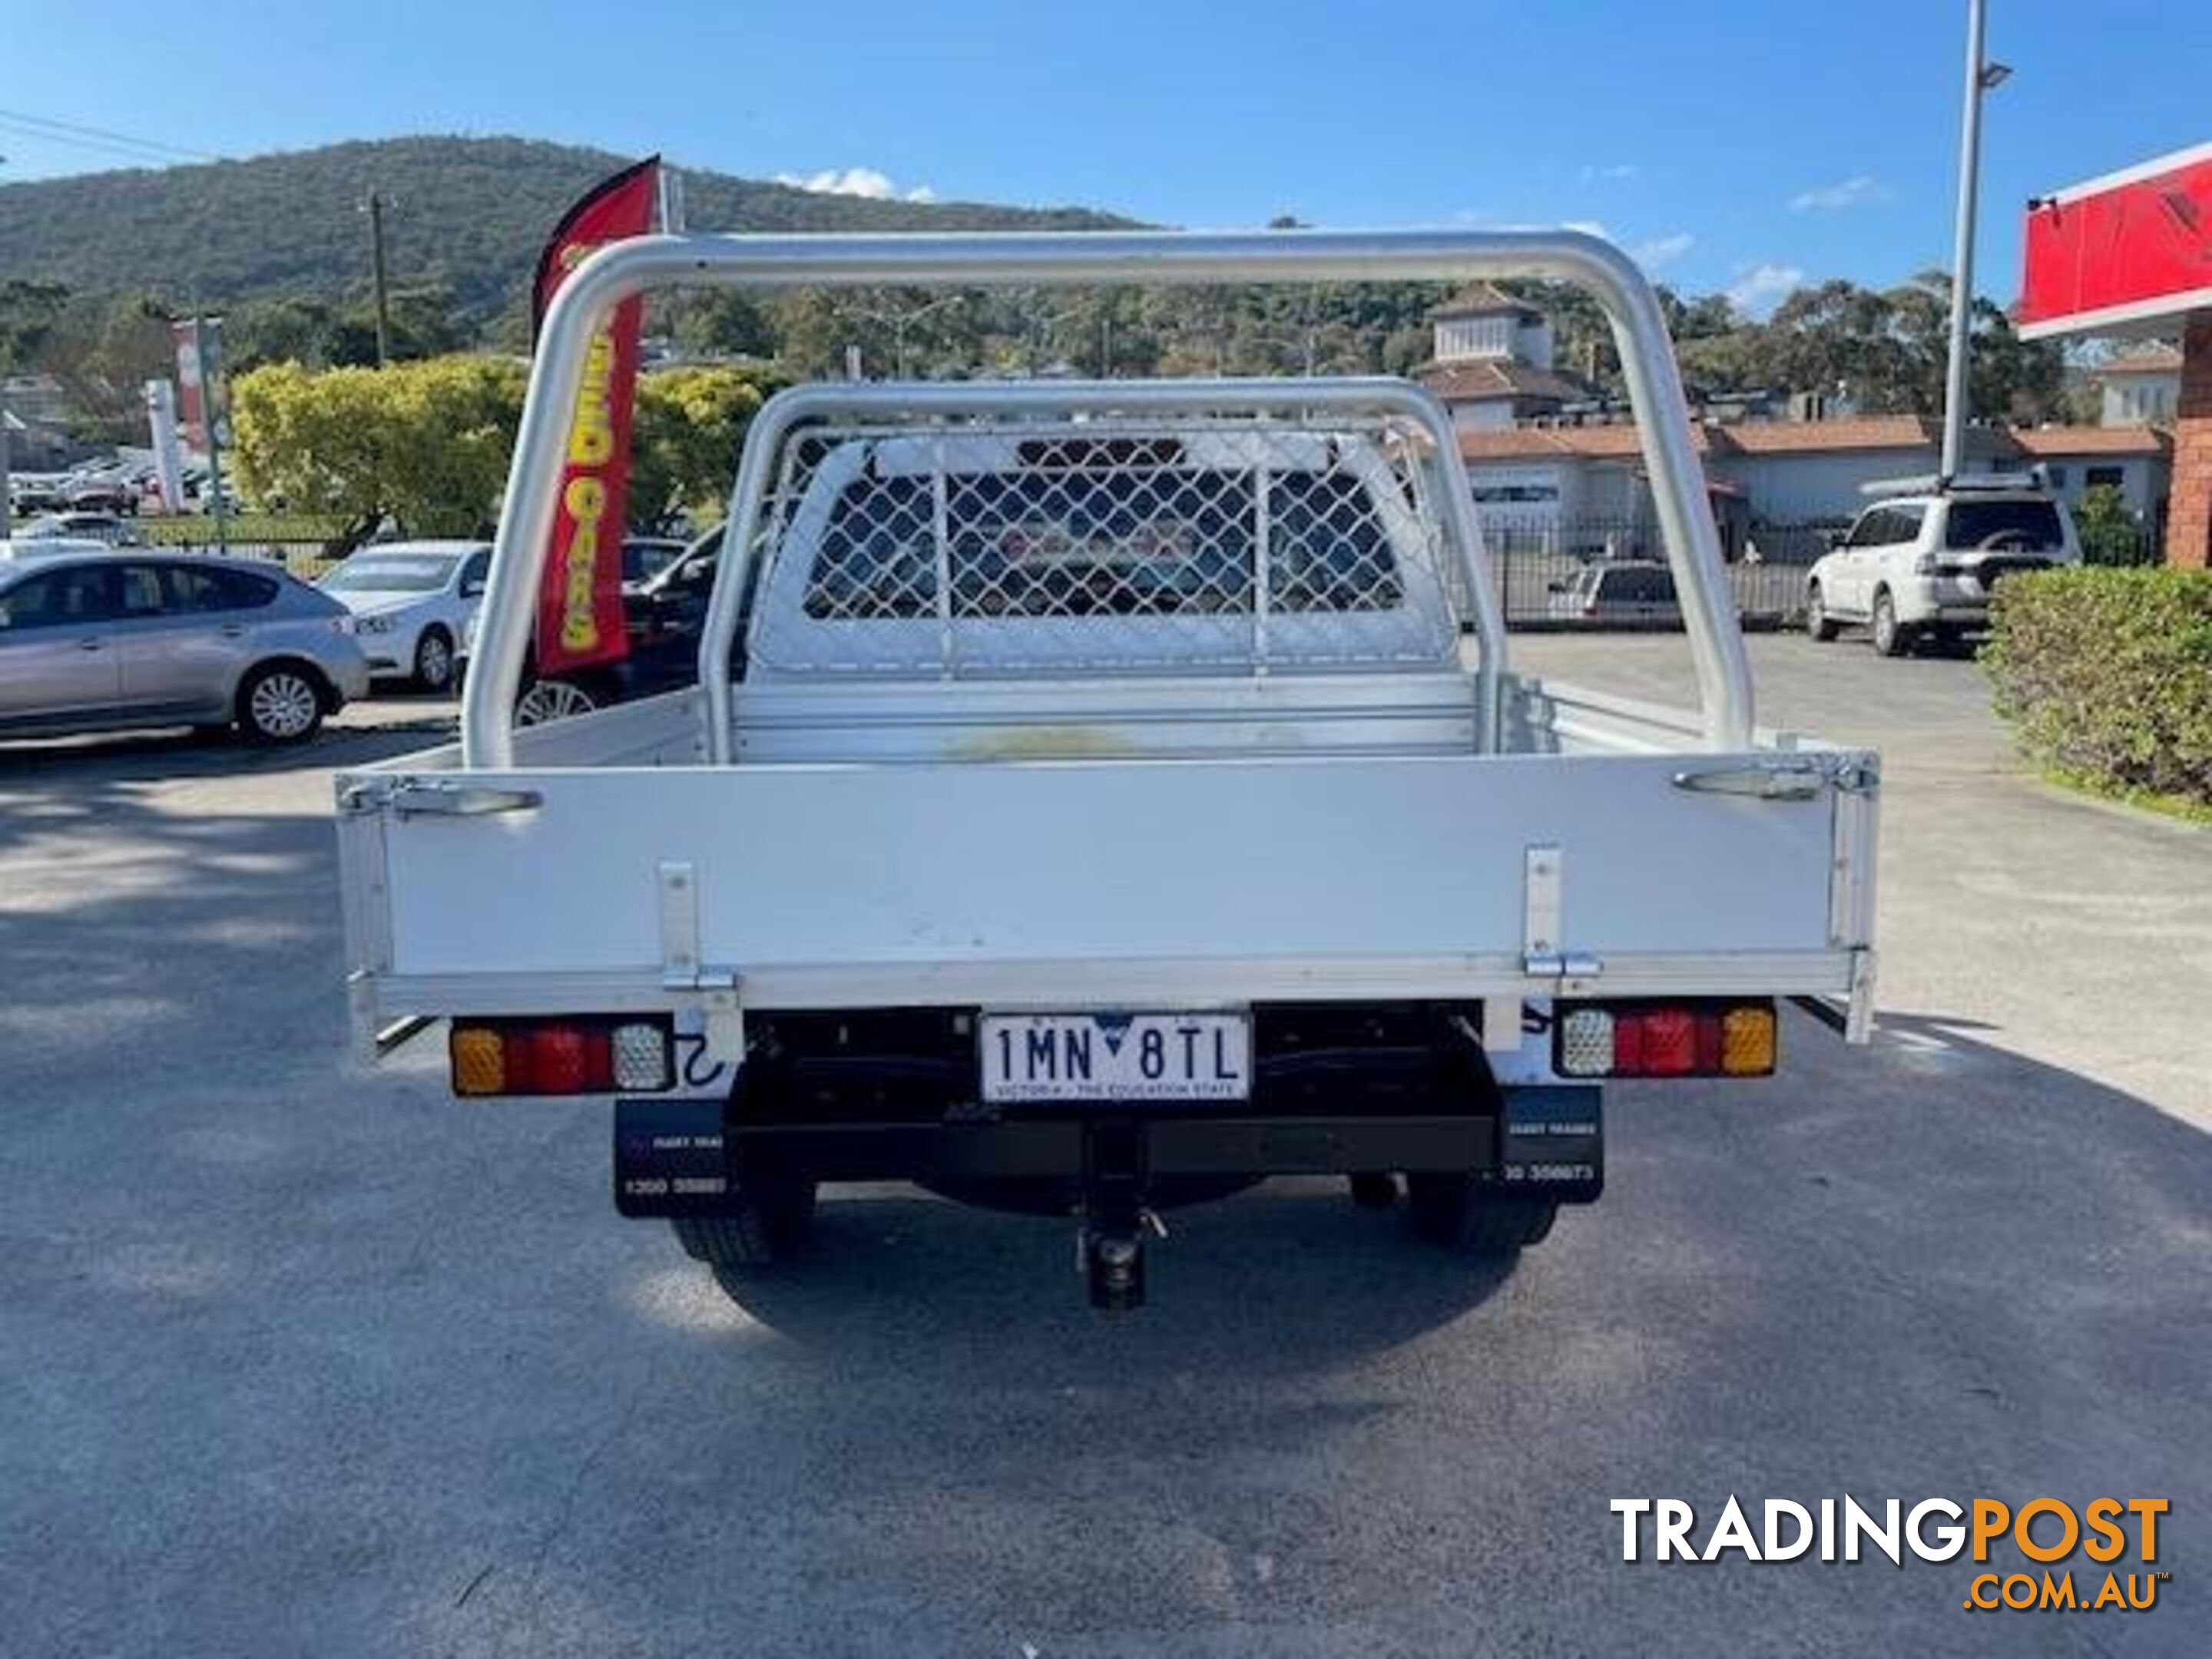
left=671, top=1177, right=818, bottom=1273
left=1869, top=589, right=1911, bottom=657
left=1404, top=1173, right=1557, bottom=1256
left=1805, top=584, right=1839, bottom=641
left=514, top=676, right=598, bottom=726
left=236, top=662, right=326, bottom=743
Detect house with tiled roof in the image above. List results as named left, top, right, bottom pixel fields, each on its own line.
left=1432, top=292, right=2173, bottom=553
left=1418, top=286, right=1591, bottom=431
left=1456, top=412, right=2171, bottom=552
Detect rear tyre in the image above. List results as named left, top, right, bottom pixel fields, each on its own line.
left=1869, top=590, right=1911, bottom=657
left=412, top=625, right=455, bottom=694
left=1805, top=584, right=1839, bottom=641
left=1404, top=1173, right=1557, bottom=1256
left=236, top=662, right=326, bottom=744
left=514, top=676, right=598, bottom=727
left=671, top=1177, right=818, bottom=1272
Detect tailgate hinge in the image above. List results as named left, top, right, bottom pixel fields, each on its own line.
left=1522, top=843, right=1602, bottom=981
left=1671, top=754, right=1879, bottom=802
left=657, top=860, right=736, bottom=991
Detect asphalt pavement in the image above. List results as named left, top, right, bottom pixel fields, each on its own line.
left=1, top=637, right=2204, bottom=1655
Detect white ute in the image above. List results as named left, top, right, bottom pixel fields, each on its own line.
left=336, top=230, right=1882, bottom=1310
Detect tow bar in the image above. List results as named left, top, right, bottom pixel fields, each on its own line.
left=1081, top=1121, right=1154, bottom=1311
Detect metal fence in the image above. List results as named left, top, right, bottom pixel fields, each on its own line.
left=1481, top=514, right=1826, bottom=630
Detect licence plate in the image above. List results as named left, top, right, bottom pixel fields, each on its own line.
left=980, top=1012, right=1251, bottom=1103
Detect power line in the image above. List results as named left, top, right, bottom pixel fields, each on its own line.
left=0, top=122, right=176, bottom=169
left=0, top=107, right=217, bottom=166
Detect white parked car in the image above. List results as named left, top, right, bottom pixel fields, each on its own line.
left=15, top=512, right=144, bottom=546
left=316, top=540, right=491, bottom=692
left=1805, top=485, right=2080, bottom=656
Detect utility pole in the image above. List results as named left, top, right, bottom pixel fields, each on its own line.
left=367, top=190, right=392, bottom=367
left=1939, top=0, right=2010, bottom=482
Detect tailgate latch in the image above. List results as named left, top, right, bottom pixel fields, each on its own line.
left=1671, top=755, right=1877, bottom=801
left=340, top=777, right=543, bottom=819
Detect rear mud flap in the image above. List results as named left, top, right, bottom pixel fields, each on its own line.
left=1498, top=1085, right=1603, bottom=1205
left=613, top=1096, right=730, bottom=1218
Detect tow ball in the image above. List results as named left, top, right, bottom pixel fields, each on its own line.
left=1080, top=1212, right=1167, bottom=1312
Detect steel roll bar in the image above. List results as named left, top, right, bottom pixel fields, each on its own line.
left=462, top=229, right=1753, bottom=768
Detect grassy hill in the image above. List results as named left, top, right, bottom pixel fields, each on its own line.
left=0, top=134, right=1134, bottom=328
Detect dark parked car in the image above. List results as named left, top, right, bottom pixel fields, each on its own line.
left=511, top=526, right=730, bottom=724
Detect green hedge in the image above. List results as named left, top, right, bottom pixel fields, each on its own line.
left=1983, top=567, right=2212, bottom=810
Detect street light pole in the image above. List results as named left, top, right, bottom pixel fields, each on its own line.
left=1939, top=0, right=2008, bottom=483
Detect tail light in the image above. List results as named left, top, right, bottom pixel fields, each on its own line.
left=449, top=1015, right=675, bottom=1097
left=1555, top=999, right=1776, bottom=1079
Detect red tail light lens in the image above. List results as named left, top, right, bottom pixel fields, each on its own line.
left=1553, top=1000, right=1777, bottom=1080
left=449, top=1016, right=674, bottom=1097
left=1631, top=1008, right=1698, bottom=1076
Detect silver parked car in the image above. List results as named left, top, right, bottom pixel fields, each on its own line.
left=0, top=551, right=371, bottom=743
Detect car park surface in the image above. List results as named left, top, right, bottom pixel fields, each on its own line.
left=0, top=635, right=2203, bottom=1654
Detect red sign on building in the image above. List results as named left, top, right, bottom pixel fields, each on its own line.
left=2018, top=141, right=2212, bottom=340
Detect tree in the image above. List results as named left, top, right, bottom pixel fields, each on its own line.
left=0, top=279, right=71, bottom=369
left=325, top=283, right=469, bottom=366
left=227, top=296, right=343, bottom=370
left=628, top=364, right=780, bottom=529
left=2075, top=484, right=2153, bottom=567
left=667, top=291, right=777, bottom=359
left=231, top=353, right=525, bottom=544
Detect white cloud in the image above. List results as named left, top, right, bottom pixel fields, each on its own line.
left=1727, top=262, right=1807, bottom=315
left=1789, top=174, right=1891, bottom=212
left=1632, top=231, right=1695, bottom=270
left=1562, top=219, right=1609, bottom=239
left=1578, top=164, right=1644, bottom=184
left=773, top=166, right=936, bottom=204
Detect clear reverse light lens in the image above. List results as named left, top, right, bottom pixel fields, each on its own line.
left=1558, top=1008, right=1614, bottom=1078
left=611, top=1021, right=671, bottom=1091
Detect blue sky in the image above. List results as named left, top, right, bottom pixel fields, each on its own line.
left=3, top=0, right=2204, bottom=311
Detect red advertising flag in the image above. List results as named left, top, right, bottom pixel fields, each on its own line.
left=530, top=155, right=659, bottom=673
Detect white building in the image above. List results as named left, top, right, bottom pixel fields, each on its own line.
left=1417, top=286, right=1589, bottom=433
left=2091, top=344, right=2182, bottom=427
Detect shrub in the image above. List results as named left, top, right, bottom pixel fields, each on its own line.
left=2074, top=484, right=2157, bottom=568
left=1983, top=567, right=2212, bottom=807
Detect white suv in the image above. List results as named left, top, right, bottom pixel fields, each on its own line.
left=1805, top=486, right=2079, bottom=655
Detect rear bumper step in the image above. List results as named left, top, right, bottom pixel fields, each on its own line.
left=612, top=1085, right=1602, bottom=1217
